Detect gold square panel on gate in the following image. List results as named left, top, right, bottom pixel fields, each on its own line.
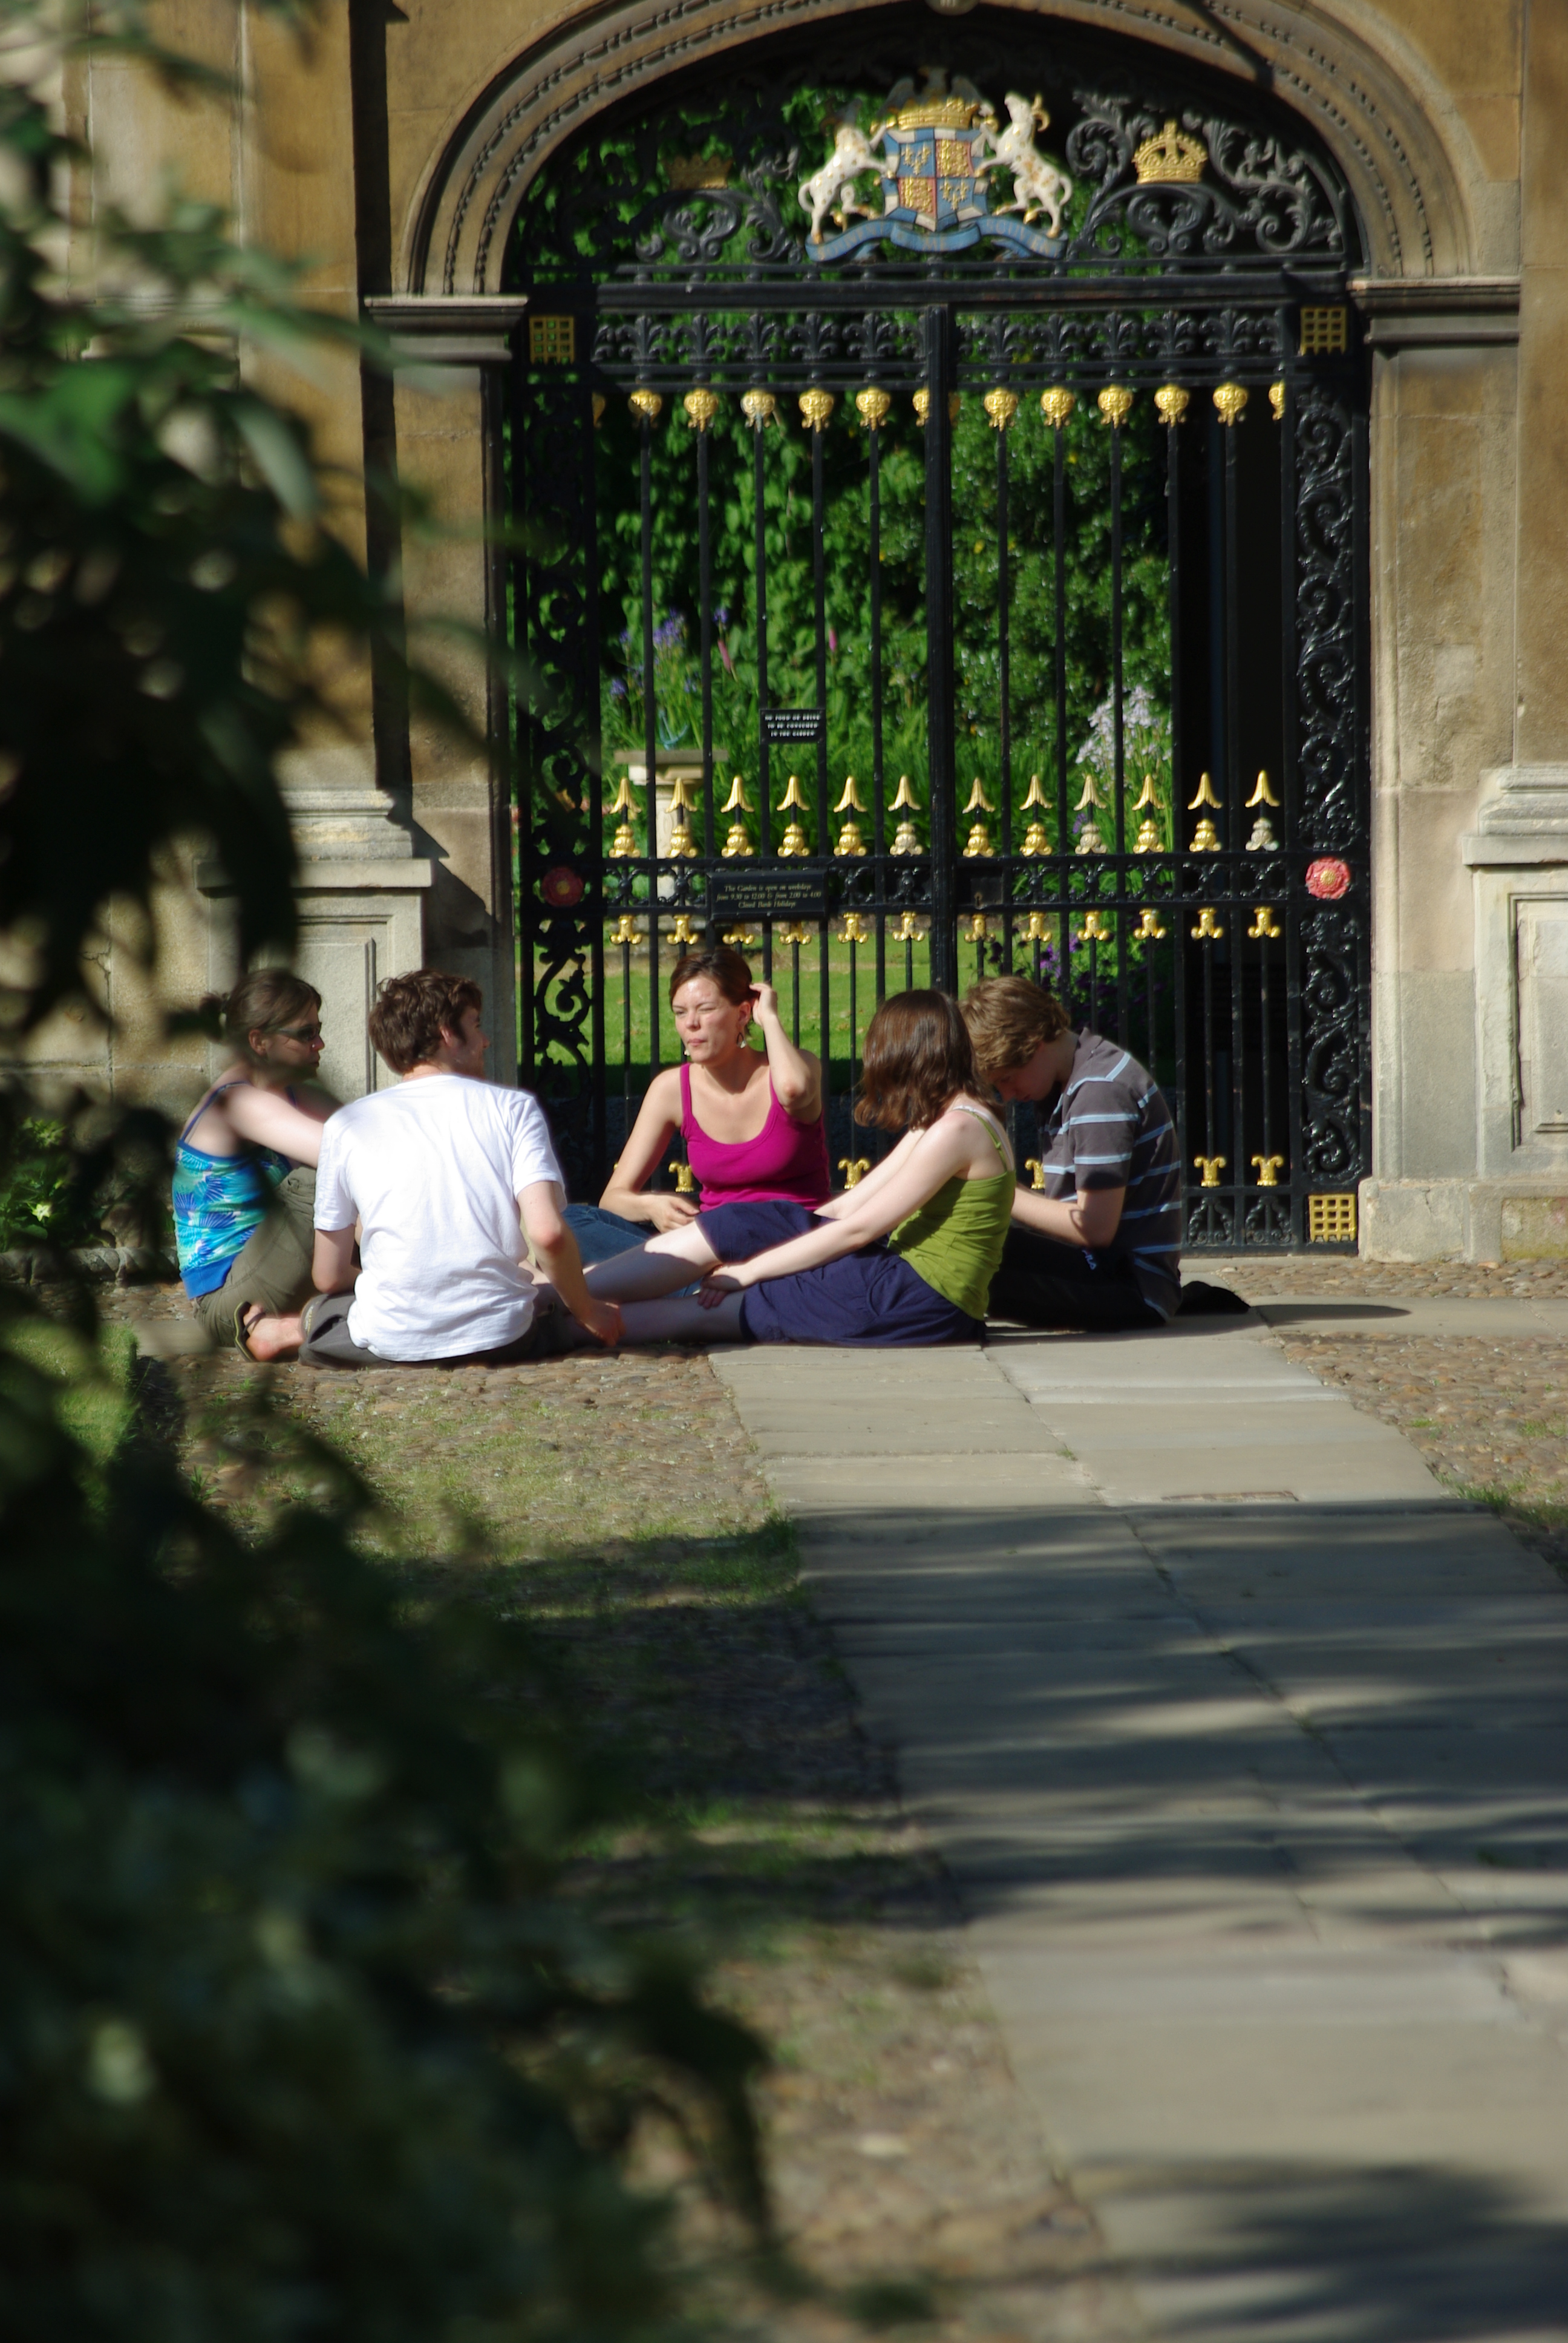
left=1307, top=1192, right=1357, bottom=1243
left=529, top=315, right=576, bottom=364
left=1299, top=305, right=1348, bottom=356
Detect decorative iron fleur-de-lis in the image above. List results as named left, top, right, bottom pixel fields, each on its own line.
left=1020, top=772, right=1050, bottom=856
left=1135, top=906, right=1168, bottom=939
left=1194, top=1154, right=1227, bottom=1188
left=1024, top=1158, right=1047, bottom=1191
left=1133, top=773, right=1163, bottom=853
left=777, top=775, right=810, bottom=858
left=1076, top=908, right=1114, bottom=943
left=834, top=773, right=869, bottom=856
left=667, top=773, right=699, bottom=857
left=1247, top=906, right=1283, bottom=940
left=1191, top=906, right=1225, bottom=940
left=962, top=776, right=996, bottom=857
left=1252, top=1154, right=1285, bottom=1187
left=606, top=772, right=638, bottom=859
left=890, top=774, right=923, bottom=855
left=838, top=1158, right=871, bottom=1188
left=720, top=774, right=754, bottom=859
left=1188, top=769, right=1222, bottom=852
left=913, top=389, right=962, bottom=427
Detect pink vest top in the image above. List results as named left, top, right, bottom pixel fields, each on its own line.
left=680, top=1062, right=832, bottom=1208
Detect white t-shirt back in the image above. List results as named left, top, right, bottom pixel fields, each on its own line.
left=313, top=1076, right=563, bottom=1360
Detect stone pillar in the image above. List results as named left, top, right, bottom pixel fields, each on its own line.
left=364, top=297, right=528, bottom=1083
left=197, top=755, right=434, bottom=1101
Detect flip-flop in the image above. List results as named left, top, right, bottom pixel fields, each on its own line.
left=233, top=1302, right=260, bottom=1358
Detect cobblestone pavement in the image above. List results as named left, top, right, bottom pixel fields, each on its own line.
left=99, top=1289, right=1139, bottom=2343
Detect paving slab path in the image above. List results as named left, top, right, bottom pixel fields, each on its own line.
left=713, top=1308, right=1568, bottom=2343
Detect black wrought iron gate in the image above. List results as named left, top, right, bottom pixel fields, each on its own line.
left=508, top=7, right=1370, bottom=1251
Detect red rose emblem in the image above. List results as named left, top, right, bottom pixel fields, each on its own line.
left=541, top=865, right=586, bottom=909
left=1304, top=856, right=1351, bottom=901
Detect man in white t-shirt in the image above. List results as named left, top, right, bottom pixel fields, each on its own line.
left=245, top=969, right=619, bottom=1367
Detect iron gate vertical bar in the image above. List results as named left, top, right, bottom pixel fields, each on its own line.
left=925, top=306, right=958, bottom=994
left=511, top=352, right=535, bottom=1090
left=1223, top=405, right=1244, bottom=1238
left=580, top=364, right=607, bottom=1181
left=751, top=398, right=774, bottom=986
left=1353, top=392, right=1373, bottom=1198
left=810, top=401, right=831, bottom=1070
left=1050, top=396, right=1071, bottom=1018
left=638, top=398, right=660, bottom=1075
left=869, top=405, right=887, bottom=1006
left=1109, top=399, right=1128, bottom=1045
left=1279, top=333, right=1305, bottom=1242
left=697, top=408, right=716, bottom=860
left=996, top=402, right=1013, bottom=970
left=1166, top=395, right=1189, bottom=1194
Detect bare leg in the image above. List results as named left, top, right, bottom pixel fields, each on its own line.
left=584, top=1224, right=719, bottom=1303
left=618, top=1292, right=748, bottom=1345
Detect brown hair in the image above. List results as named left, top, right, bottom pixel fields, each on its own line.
left=855, top=991, right=979, bottom=1131
left=203, top=968, right=321, bottom=1060
left=961, top=974, right=1072, bottom=1079
left=668, top=944, right=753, bottom=1007
left=368, top=969, right=483, bottom=1076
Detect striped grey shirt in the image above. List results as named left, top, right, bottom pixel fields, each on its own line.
left=1037, top=1031, right=1182, bottom=1317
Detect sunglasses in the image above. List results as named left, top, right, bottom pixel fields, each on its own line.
left=273, top=1022, right=324, bottom=1043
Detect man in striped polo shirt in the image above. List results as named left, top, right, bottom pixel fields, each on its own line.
left=962, top=975, right=1181, bottom=1331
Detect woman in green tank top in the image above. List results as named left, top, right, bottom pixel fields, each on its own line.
left=581, top=991, right=1015, bottom=1348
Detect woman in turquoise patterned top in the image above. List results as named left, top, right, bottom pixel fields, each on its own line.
left=172, top=969, right=338, bottom=1352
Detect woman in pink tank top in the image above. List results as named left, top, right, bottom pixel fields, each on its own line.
left=591, top=945, right=829, bottom=1236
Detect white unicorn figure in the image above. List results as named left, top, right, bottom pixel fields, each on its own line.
left=985, top=93, right=1074, bottom=238
left=799, top=117, right=888, bottom=245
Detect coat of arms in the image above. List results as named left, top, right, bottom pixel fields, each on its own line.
left=799, top=70, right=1074, bottom=261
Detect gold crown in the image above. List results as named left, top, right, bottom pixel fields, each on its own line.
left=1133, top=119, right=1207, bottom=185
left=895, top=95, right=980, bottom=128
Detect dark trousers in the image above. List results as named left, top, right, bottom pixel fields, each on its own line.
left=298, top=1291, right=568, bottom=1369
left=987, top=1227, right=1167, bottom=1332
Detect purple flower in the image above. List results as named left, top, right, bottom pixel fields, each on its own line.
left=713, top=605, right=730, bottom=628
left=610, top=678, right=627, bottom=700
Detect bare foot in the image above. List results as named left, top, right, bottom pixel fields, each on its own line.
left=242, top=1308, right=304, bottom=1362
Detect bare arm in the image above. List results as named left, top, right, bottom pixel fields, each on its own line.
left=312, top=1224, right=358, bottom=1293
left=814, top=1128, right=922, bottom=1218
left=1010, top=1183, right=1125, bottom=1248
left=752, top=981, right=822, bottom=1119
left=521, top=1179, right=622, bottom=1346
left=598, top=1068, right=695, bottom=1231
left=223, top=1084, right=335, bottom=1167
left=702, top=1117, right=978, bottom=1296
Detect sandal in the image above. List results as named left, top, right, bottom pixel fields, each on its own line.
left=233, top=1302, right=260, bottom=1358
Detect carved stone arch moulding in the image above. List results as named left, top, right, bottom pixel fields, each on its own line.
left=403, top=0, right=1478, bottom=297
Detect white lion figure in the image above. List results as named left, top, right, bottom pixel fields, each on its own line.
left=986, top=92, right=1074, bottom=238
left=799, top=119, right=887, bottom=245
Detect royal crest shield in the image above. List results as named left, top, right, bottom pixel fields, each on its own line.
left=800, top=70, right=1071, bottom=263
